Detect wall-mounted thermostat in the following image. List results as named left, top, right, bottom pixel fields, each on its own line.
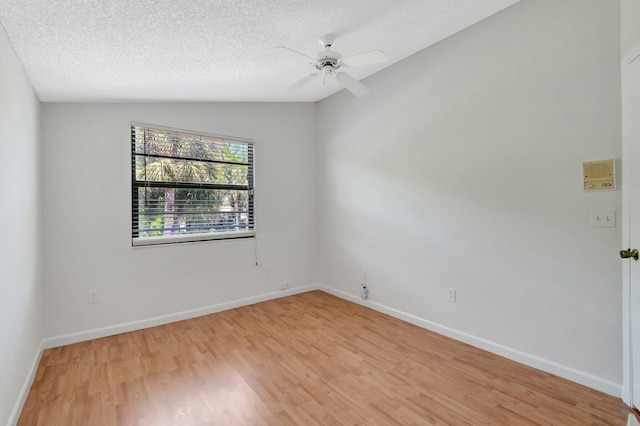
left=583, top=159, right=615, bottom=191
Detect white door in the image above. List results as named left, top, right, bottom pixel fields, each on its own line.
left=622, top=43, right=640, bottom=409
left=625, top=198, right=640, bottom=409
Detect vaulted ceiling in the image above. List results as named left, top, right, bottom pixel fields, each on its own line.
left=0, top=0, right=519, bottom=102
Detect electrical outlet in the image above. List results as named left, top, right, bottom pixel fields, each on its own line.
left=447, top=288, right=456, bottom=303
left=360, top=283, right=369, bottom=300
left=278, top=281, right=289, bottom=290
left=88, top=290, right=99, bottom=304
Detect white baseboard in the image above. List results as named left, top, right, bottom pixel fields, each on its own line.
left=318, top=285, right=622, bottom=398
left=37, top=283, right=620, bottom=400
left=43, top=284, right=321, bottom=349
left=8, top=339, right=44, bottom=426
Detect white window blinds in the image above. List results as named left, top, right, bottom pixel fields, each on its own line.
left=131, top=123, right=255, bottom=246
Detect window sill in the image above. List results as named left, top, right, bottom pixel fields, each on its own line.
left=132, top=230, right=255, bottom=247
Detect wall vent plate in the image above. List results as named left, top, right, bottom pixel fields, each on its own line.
left=583, top=159, right=615, bottom=191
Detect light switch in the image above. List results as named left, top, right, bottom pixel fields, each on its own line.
left=591, top=209, right=616, bottom=227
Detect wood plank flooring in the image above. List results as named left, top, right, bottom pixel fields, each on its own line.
left=19, top=291, right=631, bottom=425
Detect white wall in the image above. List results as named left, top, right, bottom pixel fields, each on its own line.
left=317, top=0, right=622, bottom=391
left=41, top=102, right=317, bottom=338
left=622, top=0, right=640, bottom=56
left=0, top=25, right=43, bottom=424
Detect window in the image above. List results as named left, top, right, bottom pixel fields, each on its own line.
left=131, top=123, right=255, bottom=246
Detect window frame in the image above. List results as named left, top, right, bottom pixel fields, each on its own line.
left=131, top=122, right=255, bottom=247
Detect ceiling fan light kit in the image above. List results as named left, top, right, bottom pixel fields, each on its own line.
left=277, top=33, right=388, bottom=98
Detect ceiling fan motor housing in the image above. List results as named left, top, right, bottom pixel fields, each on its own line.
left=315, top=49, right=342, bottom=75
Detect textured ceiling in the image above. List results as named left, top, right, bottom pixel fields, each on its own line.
left=0, top=0, right=519, bottom=102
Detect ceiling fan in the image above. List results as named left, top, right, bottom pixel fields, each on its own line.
left=277, top=34, right=388, bottom=97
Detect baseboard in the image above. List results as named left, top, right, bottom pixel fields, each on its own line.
left=37, top=283, right=621, bottom=400
left=8, top=339, right=44, bottom=426
left=318, top=285, right=622, bottom=398
left=43, top=284, right=321, bottom=349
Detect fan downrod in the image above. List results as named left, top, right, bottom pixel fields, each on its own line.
left=318, top=33, right=336, bottom=48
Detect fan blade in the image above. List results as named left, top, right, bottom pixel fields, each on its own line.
left=285, top=73, right=319, bottom=92
left=340, top=50, right=388, bottom=67
left=274, top=46, right=316, bottom=61
left=335, top=73, right=369, bottom=97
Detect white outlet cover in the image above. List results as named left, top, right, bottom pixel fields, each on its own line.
left=447, top=288, right=456, bottom=303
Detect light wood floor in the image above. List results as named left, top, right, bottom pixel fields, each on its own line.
left=19, top=291, right=631, bottom=425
